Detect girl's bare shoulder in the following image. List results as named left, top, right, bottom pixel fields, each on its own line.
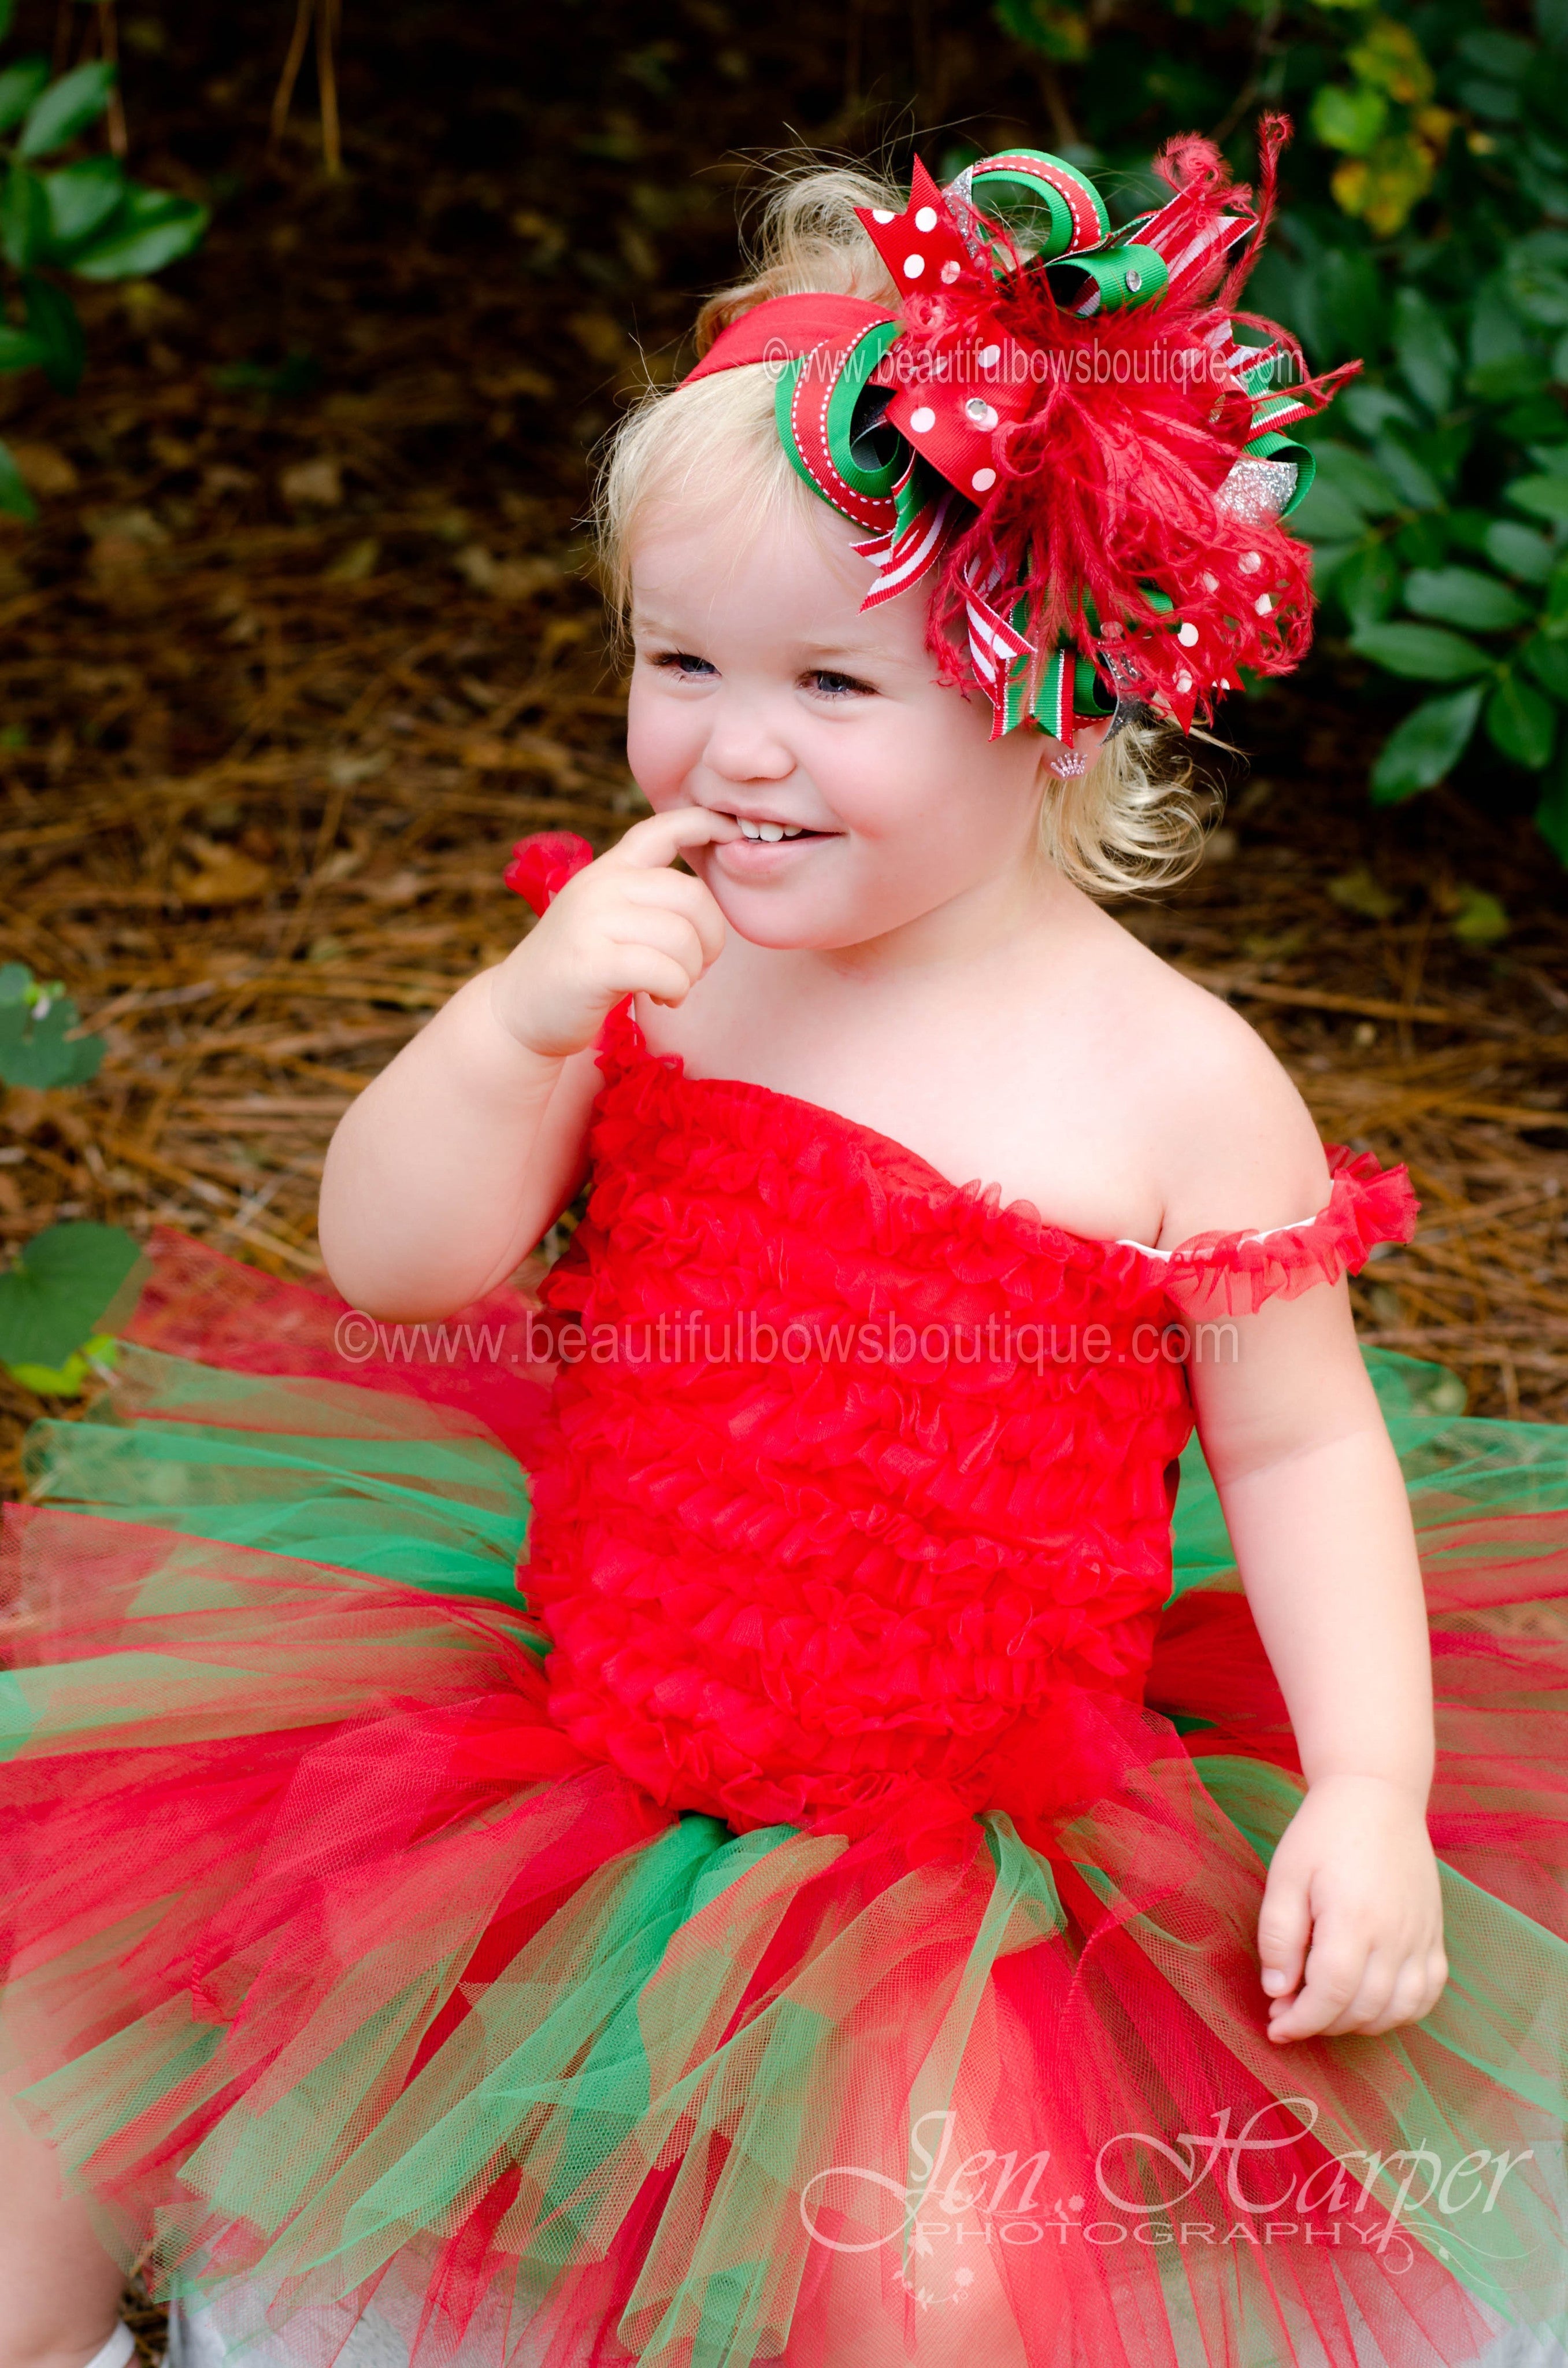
left=1096, top=912, right=1333, bottom=1249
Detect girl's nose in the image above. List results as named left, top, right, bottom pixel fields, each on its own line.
left=703, top=697, right=795, bottom=784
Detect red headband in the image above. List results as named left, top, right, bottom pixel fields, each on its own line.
left=683, top=293, right=896, bottom=382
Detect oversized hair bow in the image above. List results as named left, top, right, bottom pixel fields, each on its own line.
left=685, top=121, right=1356, bottom=742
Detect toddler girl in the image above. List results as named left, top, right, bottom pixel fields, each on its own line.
left=5, top=123, right=1568, bottom=2368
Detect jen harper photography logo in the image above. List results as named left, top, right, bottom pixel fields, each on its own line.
left=797, top=2104, right=1546, bottom=2291
left=331, top=1308, right=1241, bottom=1372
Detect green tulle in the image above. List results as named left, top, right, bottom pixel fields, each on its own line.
left=23, top=1344, right=532, bottom=1610
left=32, top=1342, right=1554, bottom=1621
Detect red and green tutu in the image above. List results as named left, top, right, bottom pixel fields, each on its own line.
left=6, top=1020, right=1568, bottom=2368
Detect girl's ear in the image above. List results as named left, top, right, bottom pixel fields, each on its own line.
left=1040, top=714, right=1114, bottom=780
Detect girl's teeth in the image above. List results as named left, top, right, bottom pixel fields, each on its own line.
left=736, top=818, right=805, bottom=840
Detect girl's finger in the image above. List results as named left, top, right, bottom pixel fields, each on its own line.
left=614, top=870, right=728, bottom=965
left=603, top=908, right=708, bottom=979
left=603, top=948, right=702, bottom=1009
left=1361, top=1954, right=1440, bottom=2035
left=1256, top=1864, right=1311, bottom=2009
left=1272, top=1927, right=1365, bottom=2040
left=609, top=805, right=740, bottom=871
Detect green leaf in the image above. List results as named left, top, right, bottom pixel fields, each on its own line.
left=5, top=1332, right=118, bottom=1399
left=41, top=154, right=125, bottom=251
left=0, top=963, right=103, bottom=1085
left=1310, top=81, right=1388, bottom=156
left=1505, top=230, right=1568, bottom=330
left=1508, top=472, right=1568, bottom=522
left=1392, top=287, right=1458, bottom=415
left=0, top=1223, right=140, bottom=1373
left=1403, top=566, right=1532, bottom=631
left=1340, top=384, right=1417, bottom=439
left=22, top=273, right=83, bottom=392
left=1306, top=539, right=1359, bottom=591
left=1371, top=432, right=1442, bottom=512
left=1312, top=441, right=1404, bottom=516
left=0, top=436, right=36, bottom=520
left=1291, top=479, right=1367, bottom=542
left=1335, top=542, right=1403, bottom=632
left=1351, top=622, right=1494, bottom=681
left=1, top=162, right=49, bottom=269
left=1484, top=520, right=1557, bottom=582
left=1467, top=278, right=1544, bottom=399
left=0, top=323, right=43, bottom=372
left=17, top=59, right=114, bottom=158
left=1326, top=864, right=1399, bottom=919
left=0, top=56, right=49, bottom=134
left=1460, top=27, right=1532, bottom=77
left=1369, top=684, right=1484, bottom=802
left=1523, top=632, right=1568, bottom=697
left=1303, top=246, right=1383, bottom=371
left=1485, top=672, right=1558, bottom=768
left=1447, top=885, right=1511, bottom=945
left=1394, top=513, right=1450, bottom=568
left=69, top=186, right=208, bottom=282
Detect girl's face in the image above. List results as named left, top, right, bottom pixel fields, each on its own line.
left=625, top=493, right=1100, bottom=953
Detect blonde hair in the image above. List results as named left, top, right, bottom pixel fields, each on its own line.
left=592, top=159, right=1213, bottom=899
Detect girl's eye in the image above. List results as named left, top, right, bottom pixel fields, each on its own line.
left=653, top=651, right=716, bottom=680
left=806, top=669, right=873, bottom=698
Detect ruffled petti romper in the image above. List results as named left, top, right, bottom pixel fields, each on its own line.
left=6, top=953, right=1568, bottom=2368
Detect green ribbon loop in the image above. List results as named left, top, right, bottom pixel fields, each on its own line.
left=1055, top=241, right=1169, bottom=316
left=968, top=149, right=1110, bottom=262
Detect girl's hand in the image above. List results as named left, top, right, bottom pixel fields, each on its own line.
left=490, top=806, right=737, bottom=1060
left=1257, top=1774, right=1447, bottom=2041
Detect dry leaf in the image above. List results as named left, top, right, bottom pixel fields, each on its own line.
left=280, top=457, right=344, bottom=508
left=12, top=443, right=80, bottom=497
left=177, top=845, right=274, bottom=905
left=569, top=312, right=627, bottom=365
left=454, top=545, right=561, bottom=599
left=323, top=536, right=380, bottom=581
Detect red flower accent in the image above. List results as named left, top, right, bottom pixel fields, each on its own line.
left=503, top=831, right=595, bottom=916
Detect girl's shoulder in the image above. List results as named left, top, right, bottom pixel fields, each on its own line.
left=1094, top=916, right=1335, bottom=1256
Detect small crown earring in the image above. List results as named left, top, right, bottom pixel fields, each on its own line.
left=1048, top=746, right=1087, bottom=778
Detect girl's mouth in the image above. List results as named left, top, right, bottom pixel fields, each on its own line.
left=712, top=809, right=835, bottom=843
left=706, top=812, right=836, bottom=879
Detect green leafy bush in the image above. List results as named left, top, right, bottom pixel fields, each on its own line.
left=995, top=0, right=1568, bottom=859
left=0, top=0, right=206, bottom=517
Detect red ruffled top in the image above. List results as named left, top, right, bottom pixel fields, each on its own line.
left=522, top=996, right=1417, bottom=1853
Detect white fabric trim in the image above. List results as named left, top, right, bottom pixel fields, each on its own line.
left=1117, top=1213, right=1323, bottom=1260
left=84, top=2325, right=137, bottom=2368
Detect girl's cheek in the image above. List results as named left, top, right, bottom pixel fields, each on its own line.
left=626, top=697, right=700, bottom=801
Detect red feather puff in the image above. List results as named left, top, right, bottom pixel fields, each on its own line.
left=902, top=117, right=1356, bottom=731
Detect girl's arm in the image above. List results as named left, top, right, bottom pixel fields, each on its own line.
left=318, top=806, right=735, bottom=1318
left=1188, top=1276, right=1445, bottom=2042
